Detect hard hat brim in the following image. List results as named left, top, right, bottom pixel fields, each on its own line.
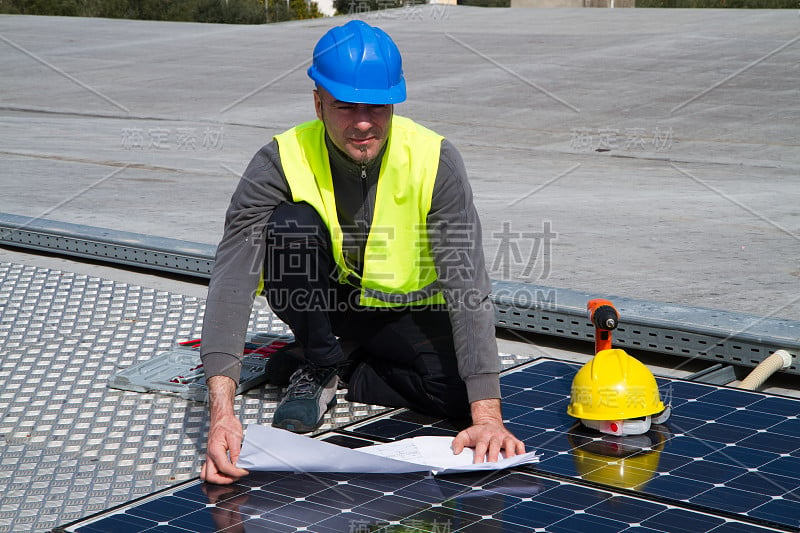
left=308, top=65, right=407, bottom=105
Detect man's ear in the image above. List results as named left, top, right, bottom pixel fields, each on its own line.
left=313, top=89, right=323, bottom=121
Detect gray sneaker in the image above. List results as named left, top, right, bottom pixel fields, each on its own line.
left=272, top=364, right=338, bottom=433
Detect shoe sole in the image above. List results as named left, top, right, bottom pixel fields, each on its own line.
left=272, top=397, right=337, bottom=434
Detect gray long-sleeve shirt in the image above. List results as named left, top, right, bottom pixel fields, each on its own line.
left=201, top=122, right=500, bottom=403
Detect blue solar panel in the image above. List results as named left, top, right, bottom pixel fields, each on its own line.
left=69, top=468, right=787, bottom=533
left=342, top=359, right=800, bottom=531
left=64, top=358, right=798, bottom=532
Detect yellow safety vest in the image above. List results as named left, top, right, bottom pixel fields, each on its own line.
left=275, top=115, right=445, bottom=307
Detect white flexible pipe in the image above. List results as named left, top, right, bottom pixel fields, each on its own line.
left=738, top=350, right=793, bottom=391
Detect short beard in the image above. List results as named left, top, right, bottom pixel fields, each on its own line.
left=320, top=106, right=387, bottom=166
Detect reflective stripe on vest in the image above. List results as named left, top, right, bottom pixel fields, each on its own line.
left=275, top=115, right=445, bottom=307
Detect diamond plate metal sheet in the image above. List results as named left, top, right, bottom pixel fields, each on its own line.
left=0, top=262, right=400, bottom=532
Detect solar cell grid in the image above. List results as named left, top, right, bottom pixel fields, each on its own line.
left=64, top=358, right=798, bottom=532
left=343, top=359, right=799, bottom=531
left=70, top=468, right=787, bottom=532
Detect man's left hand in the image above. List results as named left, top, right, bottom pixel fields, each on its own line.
left=452, top=398, right=525, bottom=463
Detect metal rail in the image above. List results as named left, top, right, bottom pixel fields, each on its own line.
left=492, top=280, right=798, bottom=375
left=0, top=213, right=216, bottom=278
left=2, top=212, right=797, bottom=375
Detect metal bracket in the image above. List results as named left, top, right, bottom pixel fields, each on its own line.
left=684, top=364, right=739, bottom=385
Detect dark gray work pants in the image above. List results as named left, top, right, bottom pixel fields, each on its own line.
left=263, top=201, right=470, bottom=419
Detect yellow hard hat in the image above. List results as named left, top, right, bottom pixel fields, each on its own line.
left=567, top=349, right=665, bottom=421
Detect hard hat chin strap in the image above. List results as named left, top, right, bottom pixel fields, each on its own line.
left=581, top=417, right=652, bottom=437
left=581, top=405, right=671, bottom=437
left=652, top=405, right=672, bottom=425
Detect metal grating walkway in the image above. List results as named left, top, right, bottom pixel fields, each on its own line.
left=0, top=263, right=373, bottom=531
left=0, top=261, right=530, bottom=532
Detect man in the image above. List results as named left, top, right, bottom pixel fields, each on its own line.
left=200, top=20, right=524, bottom=485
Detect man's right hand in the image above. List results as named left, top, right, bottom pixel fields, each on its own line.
left=201, top=376, right=250, bottom=485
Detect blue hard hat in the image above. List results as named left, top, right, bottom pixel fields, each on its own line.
left=307, top=20, right=406, bottom=105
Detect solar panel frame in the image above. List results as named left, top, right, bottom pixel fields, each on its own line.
left=65, top=468, right=789, bottom=533
left=61, top=358, right=799, bottom=533
left=339, top=358, right=800, bottom=531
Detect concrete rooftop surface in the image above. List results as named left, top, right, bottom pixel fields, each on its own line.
left=1, top=8, right=798, bottom=320
left=0, top=7, right=799, bottom=532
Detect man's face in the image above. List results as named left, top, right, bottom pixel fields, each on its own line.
left=314, top=87, right=393, bottom=165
